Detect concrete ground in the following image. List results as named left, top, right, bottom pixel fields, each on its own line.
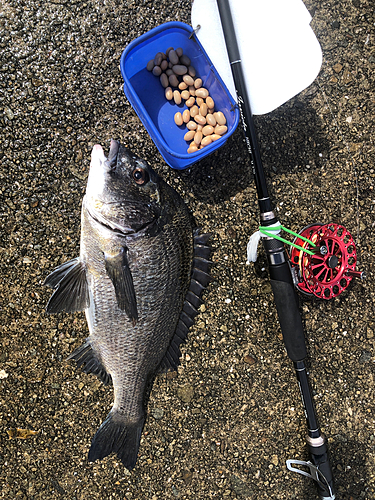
left=0, top=0, right=374, bottom=498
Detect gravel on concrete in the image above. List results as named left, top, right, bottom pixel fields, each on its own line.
left=0, top=0, right=374, bottom=499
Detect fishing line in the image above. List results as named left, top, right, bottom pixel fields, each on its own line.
left=315, top=76, right=361, bottom=243
left=259, top=225, right=318, bottom=255
left=247, top=224, right=319, bottom=263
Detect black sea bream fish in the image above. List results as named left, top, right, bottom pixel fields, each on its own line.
left=44, top=140, right=211, bottom=470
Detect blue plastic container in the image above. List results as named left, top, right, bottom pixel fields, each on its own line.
left=120, top=22, right=239, bottom=170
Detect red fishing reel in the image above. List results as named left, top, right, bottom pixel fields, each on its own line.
left=289, top=222, right=365, bottom=299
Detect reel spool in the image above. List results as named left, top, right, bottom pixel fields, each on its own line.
left=290, top=222, right=364, bottom=299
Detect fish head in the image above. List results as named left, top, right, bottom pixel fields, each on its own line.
left=85, top=140, right=162, bottom=234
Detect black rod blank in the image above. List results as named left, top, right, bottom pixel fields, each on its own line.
left=215, top=0, right=272, bottom=214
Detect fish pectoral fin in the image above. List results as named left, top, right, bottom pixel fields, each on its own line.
left=67, top=341, right=112, bottom=386
left=104, top=248, right=138, bottom=323
left=44, top=257, right=90, bottom=314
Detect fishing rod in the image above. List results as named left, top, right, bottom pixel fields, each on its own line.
left=215, top=0, right=336, bottom=497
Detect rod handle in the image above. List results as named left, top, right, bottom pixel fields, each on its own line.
left=270, top=272, right=307, bottom=362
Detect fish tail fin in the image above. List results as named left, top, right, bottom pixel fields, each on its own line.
left=88, top=411, right=144, bottom=471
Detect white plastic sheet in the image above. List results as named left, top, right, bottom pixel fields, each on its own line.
left=191, top=0, right=322, bottom=115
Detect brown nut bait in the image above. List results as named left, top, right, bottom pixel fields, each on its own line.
left=185, top=96, right=196, bottom=108
left=202, top=125, right=214, bottom=136
left=165, top=87, right=173, bottom=100
left=154, top=52, right=163, bottom=66
left=182, top=109, right=190, bottom=123
left=206, top=96, right=215, bottom=109
left=173, top=90, right=182, bottom=105
left=160, top=73, right=169, bottom=88
left=215, top=111, right=227, bottom=125
left=148, top=47, right=229, bottom=154
left=180, top=90, right=190, bottom=100
left=174, top=112, right=183, bottom=126
left=168, top=74, right=179, bottom=88
left=201, top=136, right=213, bottom=147
left=194, top=131, right=203, bottom=145
left=184, top=130, right=195, bottom=142
left=152, top=66, right=162, bottom=77
left=179, top=54, right=191, bottom=66
left=186, top=121, right=197, bottom=131
left=206, top=113, right=216, bottom=126
left=190, top=105, right=199, bottom=117
left=195, top=87, right=209, bottom=99
left=187, top=144, right=199, bottom=153
left=194, top=114, right=206, bottom=126
left=214, top=124, right=228, bottom=135
left=188, top=66, right=196, bottom=78
left=182, top=74, right=195, bottom=87
left=172, top=64, right=188, bottom=76
left=168, top=49, right=179, bottom=65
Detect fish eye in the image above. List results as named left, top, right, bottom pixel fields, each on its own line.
left=132, top=167, right=149, bottom=185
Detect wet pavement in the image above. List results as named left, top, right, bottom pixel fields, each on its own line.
left=0, top=0, right=374, bottom=498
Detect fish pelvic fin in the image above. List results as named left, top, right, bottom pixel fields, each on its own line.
left=67, top=341, right=112, bottom=386
left=44, top=257, right=89, bottom=314
left=88, top=410, right=144, bottom=471
left=104, top=248, right=138, bottom=324
left=159, top=229, right=213, bottom=372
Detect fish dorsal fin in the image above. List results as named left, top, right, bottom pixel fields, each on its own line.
left=67, top=341, right=112, bottom=386
left=105, top=248, right=138, bottom=324
left=44, top=257, right=90, bottom=314
left=159, top=229, right=212, bottom=372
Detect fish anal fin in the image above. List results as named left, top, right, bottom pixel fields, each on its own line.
left=67, top=341, right=112, bottom=386
left=105, top=248, right=138, bottom=323
left=44, top=257, right=89, bottom=314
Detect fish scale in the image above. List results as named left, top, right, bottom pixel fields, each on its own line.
left=44, top=140, right=211, bottom=470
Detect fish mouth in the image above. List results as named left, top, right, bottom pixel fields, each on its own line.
left=104, top=139, right=120, bottom=171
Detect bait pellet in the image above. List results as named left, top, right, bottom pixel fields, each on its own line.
left=147, top=46, right=228, bottom=153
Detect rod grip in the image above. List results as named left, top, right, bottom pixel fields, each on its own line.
left=270, top=271, right=307, bottom=362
